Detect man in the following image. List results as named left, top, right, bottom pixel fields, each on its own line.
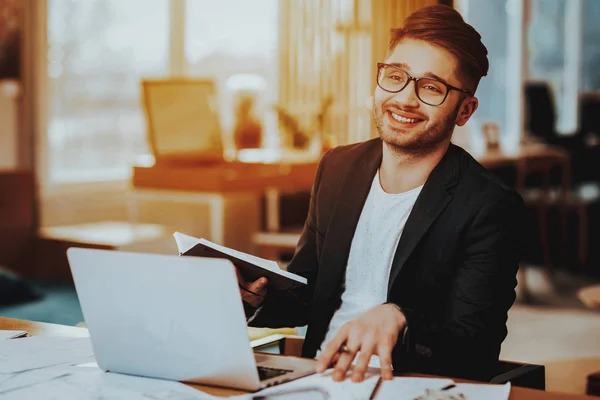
left=238, top=4, right=525, bottom=384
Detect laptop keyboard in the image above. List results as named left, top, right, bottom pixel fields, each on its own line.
left=257, top=366, right=292, bottom=381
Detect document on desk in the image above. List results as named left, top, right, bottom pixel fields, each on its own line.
left=0, top=366, right=219, bottom=399
left=250, top=369, right=381, bottom=400
left=0, top=336, right=95, bottom=373
left=0, top=330, right=27, bottom=340
left=375, top=377, right=511, bottom=400
left=374, top=377, right=454, bottom=399
left=454, top=382, right=511, bottom=400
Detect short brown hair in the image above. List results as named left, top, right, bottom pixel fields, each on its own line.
left=388, top=5, right=489, bottom=93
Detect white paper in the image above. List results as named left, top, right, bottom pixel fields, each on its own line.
left=173, top=231, right=202, bottom=254
left=173, top=232, right=307, bottom=285
left=455, top=382, right=511, bottom=400
left=0, top=366, right=222, bottom=399
left=375, top=377, right=455, bottom=399
left=0, top=366, right=73, bottom=394
left=0, top=336, right=95, bottom=373
left=252, top=369, right=381, bottom=400
left=376, top=378, right=511, bottom=400
left=174, top=232, right=278, bottom=270
left=0, top=330, right=27, bottom=340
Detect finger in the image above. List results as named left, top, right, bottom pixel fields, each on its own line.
left=351, top=334, right=377, bottom=382
left=332, top=334, right=361, bottom=381
left=248, top=277, right=268, bottom=296
left=332, top=351, right=356, bottom=382
left=329, top=351, right=342, bottom=368
left=376, top=339, right=394, bottom=380
left=316, top=327, right=349, bottom=373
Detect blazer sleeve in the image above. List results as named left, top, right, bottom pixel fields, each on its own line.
left=247, top=150, right=330, bottom=328
left=391, top=191, right=525, bottom=381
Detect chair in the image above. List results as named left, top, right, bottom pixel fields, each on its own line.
left=252, top=190, right=309, bottom=261
left=575, top=93, right=600, bottom=184
left=141, top=79, right=225, bottom=166
left=525, top=83, right=559, bottom=145
left=524, top=83, right=579, bottom=150
left=514, top=153, right=570, bottom=272
left=522, top=83, right=599, bottom=271
left=274, top=336, right=545, bottom=389
left=490, top=360, right=545, bottom=390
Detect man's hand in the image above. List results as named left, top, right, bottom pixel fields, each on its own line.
left=316, top=304, right=406, bottom=382
left=235, top=267, right=268, bottom=308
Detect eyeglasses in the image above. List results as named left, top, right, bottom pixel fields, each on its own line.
left=376, top=63, right=473, bottom=106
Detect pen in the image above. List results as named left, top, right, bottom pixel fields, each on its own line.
left=369, top=376, right=383, bottom=400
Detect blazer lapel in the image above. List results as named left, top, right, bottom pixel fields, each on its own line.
left=317, top=141, right=382, bottom=302
left=387, top=144, right=461, bottom=297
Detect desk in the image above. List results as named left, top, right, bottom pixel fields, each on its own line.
left=473, top=143, right=570, bottom=171
left=1, top=316, right=596, bottom=399
left=546, top=357, right=600, bottom=396
left=131, top=144, right=569, bottom=192
left=129, top=162, right=319, bottom=251
left=131, top=144, right=570, bottom=239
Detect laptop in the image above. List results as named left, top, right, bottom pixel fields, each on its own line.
left=66, top=247, right=317, bottom=391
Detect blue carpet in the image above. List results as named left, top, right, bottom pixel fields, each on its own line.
left=0, top=281, right=84, bottom=326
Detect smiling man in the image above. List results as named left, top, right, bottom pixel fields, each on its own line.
left=239, top=4, right=525, bottom=383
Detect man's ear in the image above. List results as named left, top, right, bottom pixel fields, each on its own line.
left=455, top=96, right=478, bottom=127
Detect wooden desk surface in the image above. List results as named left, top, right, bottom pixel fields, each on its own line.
left=2, top=316, right=597, bottom=399
left=546, top=357, right=600, bottom=396
left=132, top=161, right=319, bottom=193
left=131, top=143, right=570, bottom=193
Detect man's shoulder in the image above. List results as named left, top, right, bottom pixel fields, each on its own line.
left=452, top=145, right=524, bottom=207
left=321, top=138, right=381, bottom=167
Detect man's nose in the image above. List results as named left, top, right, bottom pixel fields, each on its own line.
left=390, top=80, right=420, bottom=108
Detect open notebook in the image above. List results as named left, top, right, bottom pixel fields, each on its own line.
left=173, top=232, right=307, bottom=291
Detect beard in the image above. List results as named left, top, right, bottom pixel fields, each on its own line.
left=373, top=103, right=459, bottom=156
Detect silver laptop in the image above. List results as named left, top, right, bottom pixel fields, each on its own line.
left=66, top=247, right=316, bottom=391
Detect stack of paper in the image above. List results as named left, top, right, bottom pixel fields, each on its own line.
left=251, top=369, right=381, bottom=400
left=0, top=335, right=232, bottom=399
left=0, top=330, right=27, bottom=340
left=375, top=377, right=511, bottom=400
left=374, top=377, right=455, bottom=399
left=251, top=374, right=512, bottom=400
left=0, top=365, right=219, bottom=399
left=0, top=336, right=95, bottom=374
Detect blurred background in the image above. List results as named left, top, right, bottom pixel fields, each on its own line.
left=1, top=0, right=600, bottom=395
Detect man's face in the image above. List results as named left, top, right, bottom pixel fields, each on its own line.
left=373, top=38, right=476, bottom=154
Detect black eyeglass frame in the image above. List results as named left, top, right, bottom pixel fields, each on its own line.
left=376, top=62, right=473, bottom=106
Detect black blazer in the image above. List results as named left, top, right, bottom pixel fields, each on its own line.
left=249, top=138, right=525, bottom=381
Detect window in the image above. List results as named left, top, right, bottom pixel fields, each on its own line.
left=184, top=0, right=279, bottom=148
left=457, top=0, right=522, bottom=149
left=44, top=0, right=281, bottom=183
left=582, top=0, right=600, bottom=92
left=527, top=0, right=579, bottom=134
left=46, top=0, right=169, bottom=183
left=458, top=0, right=593, bottom=144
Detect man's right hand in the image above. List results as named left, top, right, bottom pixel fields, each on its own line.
left=235, top=267, right=268, bottom=308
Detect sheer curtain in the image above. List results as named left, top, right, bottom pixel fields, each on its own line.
left=278, top=0, right=439, bottom=145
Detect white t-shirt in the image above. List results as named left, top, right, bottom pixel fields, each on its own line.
left=318, top=170, right=423, bottom=367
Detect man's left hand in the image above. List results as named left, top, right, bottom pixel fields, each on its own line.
left=316, top=304, right=407, bottom=382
